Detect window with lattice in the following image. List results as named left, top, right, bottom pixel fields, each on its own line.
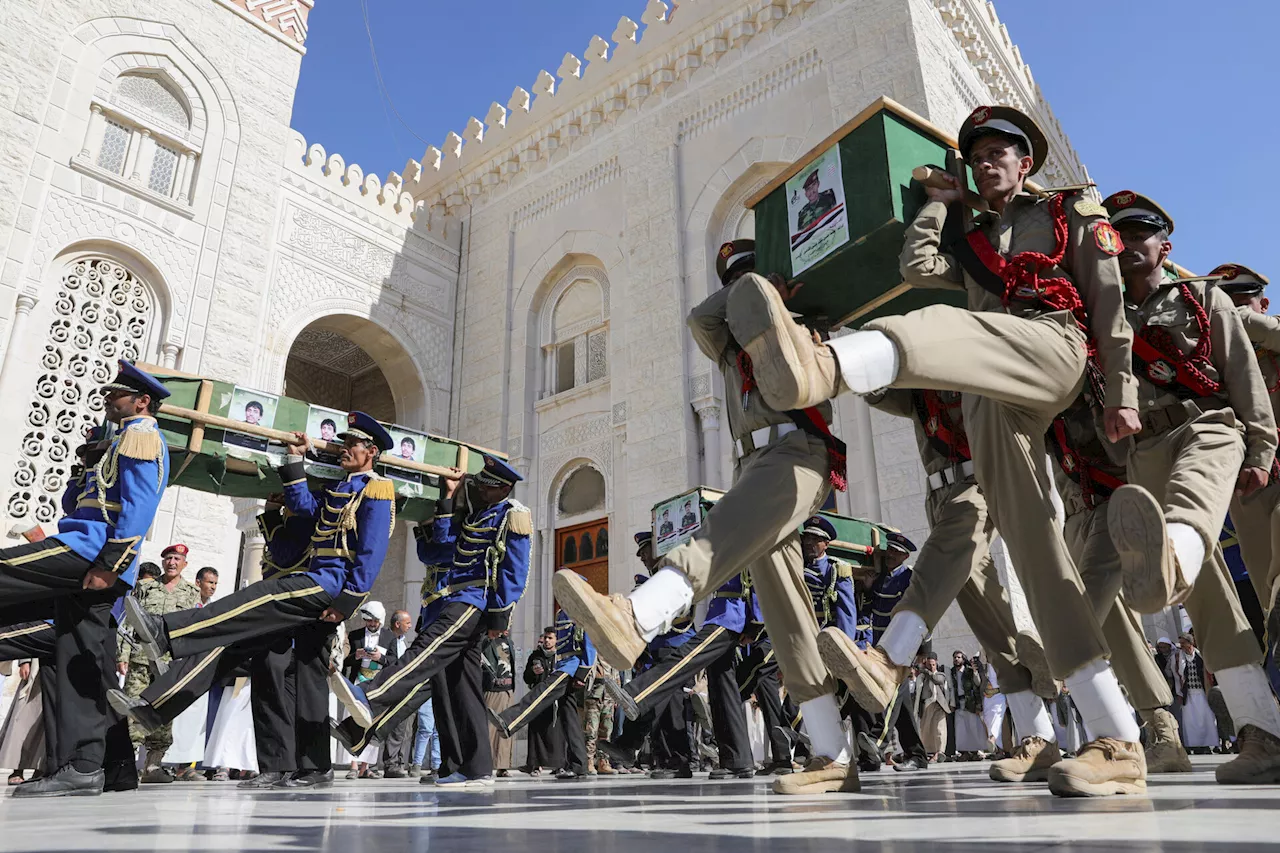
left=148, top=143, right=180, bottom=196
left=8, top=258, right=155, bottom=525
left=97, top=119, right=130, bottom=175
left=542, top=276, right=608, bottom=399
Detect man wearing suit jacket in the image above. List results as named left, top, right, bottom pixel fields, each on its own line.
left=380, top=609, right=415, bottom=777
left=344, top=602, right=393, bottom=684
left=914, top=653, right=953, bottom=760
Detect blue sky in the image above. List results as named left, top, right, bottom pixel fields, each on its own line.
left=292, top=1, right=1278, bottom=288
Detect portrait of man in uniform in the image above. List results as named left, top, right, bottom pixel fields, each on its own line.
left=680, top=500, right=697, bottom=530
left=796, top=170, right=837, bottom=232
left=659, top=509, right=674, bottom=537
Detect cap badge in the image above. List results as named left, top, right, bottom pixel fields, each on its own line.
left=970, top=106, right=991, bottom=125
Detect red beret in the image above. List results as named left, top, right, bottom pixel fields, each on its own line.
left=161, top=543, right=189, bottom=558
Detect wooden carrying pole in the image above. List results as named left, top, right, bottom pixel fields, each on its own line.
left=158, top=403, right=465, bottom=480
left=911, top=165, right=990, bottom=213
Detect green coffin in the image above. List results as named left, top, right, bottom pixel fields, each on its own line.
left=747, top=96, right=970, bottom=329
left=816, top=510, right=892, bottom=566
left=151, top=372, right=498, bottom=522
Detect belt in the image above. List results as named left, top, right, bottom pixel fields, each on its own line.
left=926, top=460, right=974, bottom=492
left=421, top=579, right=487, bottom=606
left=734, top=423, right=798, bottom=458
left=713, top=591, right=750, bottom=600
left=1138, top=398, right=1220, bottom=435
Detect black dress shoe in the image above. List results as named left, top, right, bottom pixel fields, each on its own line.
left=418, top=770, right=438, bottom=784
left=893, top=755, right=928, bottom=773
left=554, top=769, right=580, bottom=780
left=107, top=689, right=164, bottom=735
left=239, top=771, right=289, bottom=789
left=329, top=721, right=358, bottom=754
left=13, top=765, right=104, bottom=798
left=103, top=761, right=138, bottom=792
left=487, top=706, right=512, bottom=739
left=648, top=768, right=675, bottom=780
left=124, top=597, right=171, bottom=674
left=274, top=769, right=334, bottom=789
left=858, top=759, right=882, bottom=773
left=384, top=765, right=408, bottom=779
left=708, top=767, right=731, bottom=780
left=673, top=766, right=694, bottom=779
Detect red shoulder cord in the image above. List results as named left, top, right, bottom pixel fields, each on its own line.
left=1136, top=282, right=1220, bottom=395
left=736, top=351, right=847, bottom=491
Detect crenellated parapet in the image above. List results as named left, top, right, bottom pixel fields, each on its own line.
left=403, top=0, right=825, bottom=216
left=282, top=129, right=453, bottom=244
left=928, top=0, right=1089, bottom=186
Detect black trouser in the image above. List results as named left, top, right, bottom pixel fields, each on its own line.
left=627, top=624, right=751, bottom=772
left=0, top=539, right=134, bottom=772
left=647, top=645, right=694, bottom=770
left=336, top=603, right=490, bottom=778
left=144, top=623, right=332, bottom=772
left=850, top=677, right=927, bottom=762
left=163, top=574, right=331, bottom=659
left=0, top=621, right=58, bottom=771
left=499, top=671, right=589, bottom=775
left=251, top=635, right=296, bottom=773
left=522, top=680, right=563, bottom=771
left=737, top=638, right=791, bottom=764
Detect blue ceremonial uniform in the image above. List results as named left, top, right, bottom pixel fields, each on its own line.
left=856, top=564, right=913, bottom=649
left=706, top=571, right=752, bottom=634
left=804, top=554, right=857, bottom=639
left=54, top=415, right=168, bottom=588
left=257, top=507, right=315, bottom=579
left=279, top=465, right=393, bottom=616
left=415, top=495, right=531, bottom=631
left=554, top=607, right=597, bottom=679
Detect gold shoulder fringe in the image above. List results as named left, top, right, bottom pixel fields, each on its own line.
left=834, top=559, right=854, bottom=580
left=506, top=507, right=532, bottom=536
left=363, top=479, right=397, bottom=501
left=117, top=423, right=163, bottom=460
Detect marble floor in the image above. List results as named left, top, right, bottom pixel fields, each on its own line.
left=1, top=756, right=1275, bottom=852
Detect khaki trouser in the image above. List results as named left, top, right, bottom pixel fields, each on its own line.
left=1063, top=504, right=1172, bottom=711
left=920, top=702, right=948, bottom=755
left=656, top=430, right=834, bottom=703
left=867, top=306, right=1108, bottom=676
left=1229, top=479, right=1280, bottom=612
left=1126, top=411, right=1262, bottom=671
left=896, top=478, right=1036, bottom=695
left=1128, top=408, right=1244, bottom=555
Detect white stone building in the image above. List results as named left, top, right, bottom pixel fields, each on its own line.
left=3, top=0, right=1157, bottom=659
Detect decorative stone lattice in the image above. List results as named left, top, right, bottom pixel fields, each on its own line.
left=115, top=74, right=190, bottom=131
left=9, top=259, right=153, bottom=524
left=587, top=330, right=607, bottom=383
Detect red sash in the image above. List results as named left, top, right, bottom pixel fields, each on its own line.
left=1131, top=283, right=1220, bottom=401
left=735, top=351, right=847, bottom=491
left=912, top=390, right=970, bottom=462
left=1048, top=418, right=1126, bottom=510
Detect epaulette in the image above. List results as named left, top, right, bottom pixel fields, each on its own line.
left=833, top=558, right=854, bottom=580
left=1035, top=183, right=1096, bottom=197
left=117, top=417, right=163, bottom=461
left=505, top=498, right=532, bottom=536
left=362, top=475, right=396, bottom=502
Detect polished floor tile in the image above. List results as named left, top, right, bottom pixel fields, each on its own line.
left=2, top=756, right=1275, bottom=852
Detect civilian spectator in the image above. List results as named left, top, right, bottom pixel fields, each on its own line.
left=914, top=654, right=952, bottom=761
left=521, top=627, right=560, bottom=776
left=341, top=603, right=388, bottom=778
left=381, top=610, right=415, bottom=778
left=482, top=629, right=516, bottom=777
left=1175, top=633, right=1217, bottom=753
left=195, top=567, right=219, bottom=605
left=0, top=659, right=45, bottom=783
left=411, top=693, right=441, bottom=781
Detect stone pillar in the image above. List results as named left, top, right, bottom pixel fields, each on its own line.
left=0, top=291, right=39, bottom=404
left=692, top=398, right=722, bottom=489
left=233, top=498, right=265, bottom=588
left=160, top=341, right=180, bottom=369
left=401, top=527, right=423, bottom=616
left=80, top=105, right=104, bottom=159
left=128, top=129, right=152, bottom=183
left=176, top=152, right=195, bottom=203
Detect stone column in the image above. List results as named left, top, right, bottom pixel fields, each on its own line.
left=160, top=341, right=180, bottom=369
left=79, top=105, right=104, bottom=159
left=128, top=129, right=152, bottom=183
left=232, top=498, right=265, bottom=588
left=0, top=291, right=39, bottom=404
left=176, top=152, right=195, bottom=203
left=691, top=398, right=723, bottom=489
left=401, top=527, right=423, bottom=616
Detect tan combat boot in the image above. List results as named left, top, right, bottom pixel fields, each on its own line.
left=724, top=272, right=841, bottom=411
left=1140, top=707, right=1192, bottom=773
left=816, top=628, right=905, bottom=715
left=1215, top=725, right=1280, bottom=784
left=772, top=755, right=861, bottom=795
left=989, top=736, right=1063, bottom=783
left=1107, top=485, right=1192, bottom=614
left=1047, top=737, right=1147, bottom=797
left=552, top=571, right=646, bottom=670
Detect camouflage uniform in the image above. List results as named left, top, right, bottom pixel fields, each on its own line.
left=119, top=576, right=202, bottom=759
left=582, top=662, right=616, bottom=769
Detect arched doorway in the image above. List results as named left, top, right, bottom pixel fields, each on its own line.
left=553, top=465, right=608, bottom=595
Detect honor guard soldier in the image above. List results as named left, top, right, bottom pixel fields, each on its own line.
left=555, top=240, right=859, bottom=795
left=117, top=411, right=395, bottom=789
left=330, top=453, right=530, bottom=789
left=0, top=360, right=169, bottom=797
left=492, top=603, right=596, bottom=779
left=1214, top=265, right=1280, bottom=626
left=713, top=105, right=1151, bottom=796
left=605, top=547, right=758, bottom=780
left=1098, top=193, right=1280, bottom=784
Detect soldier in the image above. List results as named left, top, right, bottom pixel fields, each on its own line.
left=1213, top=264, right=1280, bottom=625
left=581, top=658, right=616, bottom=775
left=328, top=454, right=530, bottom=789
left=694, top=105, right=1149, bottom=796
left=555, top=239, right=858, bottom=795
left=735, top=632, right=802, bottom=774
left=116, top=411, right=396, bottom=789
left=1098, top=193, right=1280, bottom=783
left=796, top=170, right=838, bottom=232
left=491, top=605, right=595, bottom=780
left=118, top=543, right=200, bottom=783
left=0, top=360, right=169, bottom=797
left=605, top=544, right=758, bottom=781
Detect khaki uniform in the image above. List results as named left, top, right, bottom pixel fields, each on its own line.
left=869, top=194, right=1139, bottom=678
left=1228, top=306, right=1280, bottom=611
left=1121, top=281, right=1272, bottom=672
left=866, top=388, right=1038, bottom=695
left=658, top=280, right=835, bottom=704
left=120, top=576, right=202, bottom=755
